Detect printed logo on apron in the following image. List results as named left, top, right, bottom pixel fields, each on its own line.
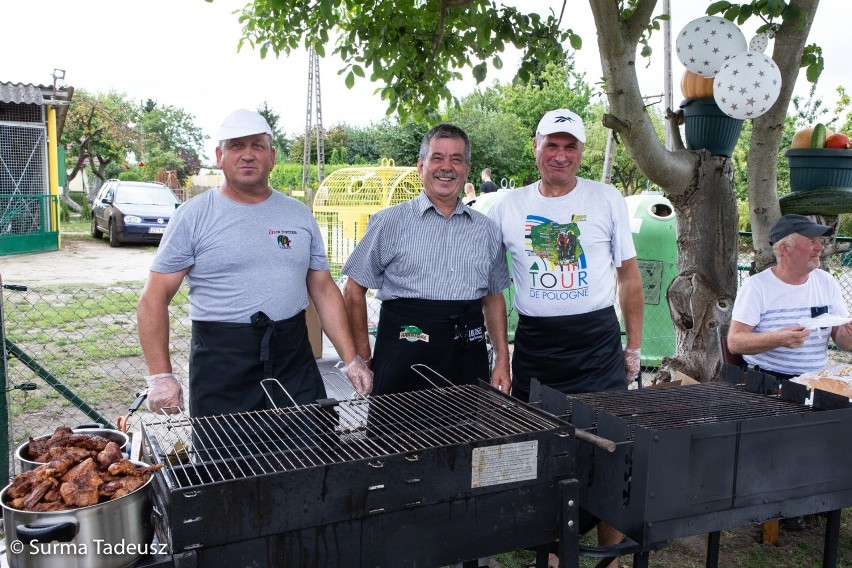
left=399, top=325, right=430, bottom=343
left=455, top=325, right=485, bottom=343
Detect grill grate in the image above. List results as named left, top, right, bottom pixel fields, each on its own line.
left=142, top=384, right=565, bottom=489
left=570, top=382, right=811, bottom=434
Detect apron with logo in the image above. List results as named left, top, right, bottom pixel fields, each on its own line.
left=371, top=298, right=489, bottom=395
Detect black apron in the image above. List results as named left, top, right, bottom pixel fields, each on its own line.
left=371, top=298, right=489, bottom=395
left=189, top=310, right=326, bottom=418
left=512, top=305, right=626, bottom=403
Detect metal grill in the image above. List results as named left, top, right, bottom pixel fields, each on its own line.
left=141, top=383, right=579, bottom=567
left=569, top=382, right=811, bottom=437
left=537, top=380, right=852, bottom=566
left=142, top=384, right=565, bottom=489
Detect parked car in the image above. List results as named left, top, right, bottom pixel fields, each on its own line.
left=90, top=180, right=180, bottom=247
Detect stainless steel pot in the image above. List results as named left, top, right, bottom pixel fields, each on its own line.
left=16, top=426, right=130, bottom=472
left=1, top=461, right=155, bottom=568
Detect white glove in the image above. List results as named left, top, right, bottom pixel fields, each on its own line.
left=624, top=348, right=641, bottom=383
left=145, top=373, right=185, bottom=414
left=341, top=356, right=373, bottom=396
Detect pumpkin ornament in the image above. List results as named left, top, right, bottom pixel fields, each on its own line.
left=681, top=70, right=714, bottom=99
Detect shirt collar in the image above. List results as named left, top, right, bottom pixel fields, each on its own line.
left=414, top=190, right=471, bottom=218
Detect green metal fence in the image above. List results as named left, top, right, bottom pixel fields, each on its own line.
left=0, top=194, right=60, bottom=255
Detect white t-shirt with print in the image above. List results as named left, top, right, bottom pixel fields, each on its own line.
left=488, top=178, right=636, bottom=317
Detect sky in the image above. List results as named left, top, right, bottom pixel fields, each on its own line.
left=1, top=0, right=847, bottom=165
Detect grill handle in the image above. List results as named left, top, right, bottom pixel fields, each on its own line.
left=260, top=378, right=298, bottom=408
left=574, top=428, right=617, bottom=453
left=410, top=364, right=455, bottom=388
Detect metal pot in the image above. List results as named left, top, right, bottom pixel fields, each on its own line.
left=16, top=426, right=130, bottom=473
left=1, top=461, right=155, bottom=568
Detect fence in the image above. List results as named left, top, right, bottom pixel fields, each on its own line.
left=1, top=236, right=851, bottom=482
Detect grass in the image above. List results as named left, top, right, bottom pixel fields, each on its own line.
left=488, top=510, right=852, bottom=567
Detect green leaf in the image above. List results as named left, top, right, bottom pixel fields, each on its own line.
left=736, top=4, right=753, bottom=25
left=345, top=71, right=355, bottom=89
left=706, top=1, right=732, bottom=16
left=493, top=55, right=503, bottom=70
left=353, top=64, right=365, bottom=78
left=472, top=62, right=487, bottom=83
left=569, top=32, right=582, bottom=50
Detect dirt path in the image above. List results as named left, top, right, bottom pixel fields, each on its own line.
left=0, top=235, right=156, bottom=287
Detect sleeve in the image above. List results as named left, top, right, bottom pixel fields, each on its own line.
left=487, top=233, right=511, bottom=295
left=827, top=274, right=849, bottom=317
left=611, top=190, right=637, bottom=266
left=306, top=211, right=330, bottom=272
left=149, top=204, right=196, bottom=274
left=731, top=276, right=762, bottom=327
left=341, top=211, right=388, bottom=289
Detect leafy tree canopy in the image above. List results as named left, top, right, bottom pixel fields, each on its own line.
left=228, top=0, right=581, bottom=123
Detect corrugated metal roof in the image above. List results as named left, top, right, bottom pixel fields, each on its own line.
left=0, top=82, right=46, bottom=105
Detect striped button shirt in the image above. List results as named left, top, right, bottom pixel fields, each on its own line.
left=342, top=191, right=510, bottom=301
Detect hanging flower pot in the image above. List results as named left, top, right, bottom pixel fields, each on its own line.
left=784, top=148, right=852, bottom=192
left=680, top=98, right=744, bottom=158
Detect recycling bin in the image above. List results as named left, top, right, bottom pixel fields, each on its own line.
left=622, top=193, right=678, bottom=367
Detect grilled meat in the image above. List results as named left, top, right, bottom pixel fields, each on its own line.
left=60, top=470, right=104, bottom=508
left=5, top=427, right=160, bottom=512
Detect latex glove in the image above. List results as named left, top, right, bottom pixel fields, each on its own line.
left=341, top=356, right=373, bottom=396
left=145, top=373, right=185, bottom=415
left=624, top=348, right=641, bottom=383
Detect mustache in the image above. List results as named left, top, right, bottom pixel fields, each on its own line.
left=434, top=171, right=458, bottom=180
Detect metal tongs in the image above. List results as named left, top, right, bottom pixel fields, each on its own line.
left=116, top=391, right=148, bottom=432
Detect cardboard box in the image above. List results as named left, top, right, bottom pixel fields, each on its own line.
left=306, top=300, right=323, bottom=359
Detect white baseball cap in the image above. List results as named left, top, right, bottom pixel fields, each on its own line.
left=215, top=109, right=273, bottom=142
left=536, top=109, right=586, bottom=143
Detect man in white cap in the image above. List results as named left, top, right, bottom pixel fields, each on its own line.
left=137, top=109, right=371, bottom=418
left=728, top=214, right=852, bottom=381
left=487, top=108, right=644, bottom=564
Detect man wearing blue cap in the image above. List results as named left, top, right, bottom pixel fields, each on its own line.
left=728, top=214, right=852, bottom=381
left=137, top=109, right=371, bottom=417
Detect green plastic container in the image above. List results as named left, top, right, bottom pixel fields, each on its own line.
left=621, top=193, right=678, bottom=367
left=784, top=148, right=852, bottom=192
left=680, top=98, right=744, bottom=158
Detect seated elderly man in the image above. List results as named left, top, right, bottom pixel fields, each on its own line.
left=728, top=214, right=852, bottom=381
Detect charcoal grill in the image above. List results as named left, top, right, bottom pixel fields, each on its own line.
left=534, top=380, right=852, bottom=568
left=139, top=383, right=580, bottom=568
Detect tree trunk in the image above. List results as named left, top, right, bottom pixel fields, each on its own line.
left=589, top=0, right=819, bottom=383
left=660, top=152, right=739, bottom=382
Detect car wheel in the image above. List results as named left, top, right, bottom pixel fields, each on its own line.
left=108, top=219, right=122, bottom=248
left=90, top=215, right=103, bottom=239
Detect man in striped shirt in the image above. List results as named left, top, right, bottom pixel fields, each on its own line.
left=728, top=214, right=852, bottom=380
left=342, top=123, right=511, bottom=397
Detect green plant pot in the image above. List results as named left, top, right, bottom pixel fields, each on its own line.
left=784, top=148, right=852, bottom=192
left=680, top=98, right=744, bottom=158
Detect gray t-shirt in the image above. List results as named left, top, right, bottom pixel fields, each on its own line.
left=150, top=188, right=329, bottom=323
